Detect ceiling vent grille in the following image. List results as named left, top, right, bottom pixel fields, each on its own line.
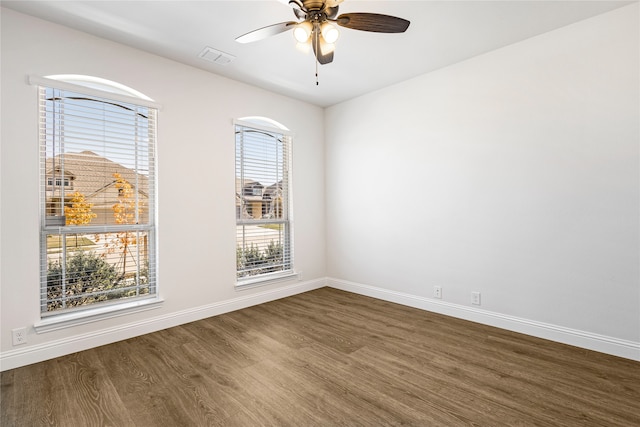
left=198, top=47, right=236, bottom=65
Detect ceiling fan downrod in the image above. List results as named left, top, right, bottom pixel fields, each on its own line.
left=315, top=28, right=319, bottom=85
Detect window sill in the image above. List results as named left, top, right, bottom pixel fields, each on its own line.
left=235, top=271, right=300, bottom=290
left=34, top=297, right=164, bottom=334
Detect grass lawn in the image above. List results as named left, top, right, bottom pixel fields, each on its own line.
left=47, top=235, right=96, bottom=249
left=260, top=224, right=284, bottom=231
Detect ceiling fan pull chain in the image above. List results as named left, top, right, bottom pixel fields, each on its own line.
left=315, top=30, right=319, bottom=85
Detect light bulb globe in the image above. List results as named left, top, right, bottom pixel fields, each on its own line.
left=321, top=23, right=339, bottom=44
left=293, top=22, right=312, bottom=43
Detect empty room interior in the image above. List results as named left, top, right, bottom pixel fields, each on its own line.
left=1, top=1, right=639, bottom=425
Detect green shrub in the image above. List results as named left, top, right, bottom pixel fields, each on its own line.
left=237, top=241, right=284, bottom=278
left=46, top=250, right=123, bottom=311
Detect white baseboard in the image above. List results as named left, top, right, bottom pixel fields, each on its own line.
left=327, top=277, right=640, bottom=362
left=3, top=277, right=637, bottom=371
left=0, top=278, right=326, bottom=371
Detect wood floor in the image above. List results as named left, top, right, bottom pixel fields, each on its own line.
left=2, top=288, right=639, bottom=426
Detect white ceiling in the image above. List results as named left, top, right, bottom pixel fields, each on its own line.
left=2, top=0, right=633, bottom=107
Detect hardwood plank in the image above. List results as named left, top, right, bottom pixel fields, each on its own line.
left=95, top=338, right=204, bottom=427
left=49, top=350, right=135, bottom=427
left=280, top=343, right=478, bottom=425
left=1, top=363, right=60, bottom=427
left=131, top=327, right=242, bottom=426
left=224, top=304, right=313, bottom=350
left=2, top=287, right=639, bottom=426
left=251, top=298, right=367, bottom=354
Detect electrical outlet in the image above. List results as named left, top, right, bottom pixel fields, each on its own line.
left=434, top=286, right=442, bottom=299
left=12, top=327, right=27, bottom=346
left=471, top=292, right=481, bottom=306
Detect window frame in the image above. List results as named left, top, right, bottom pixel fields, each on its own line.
left=34, top=75, right=161, bottom=322
left=234, top=118, right=295, bottom=287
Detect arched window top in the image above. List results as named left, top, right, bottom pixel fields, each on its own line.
left=45, top=74, right=154, bottom=101
left=239, top=116, right=290, bottom=132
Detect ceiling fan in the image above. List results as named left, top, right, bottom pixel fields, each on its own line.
left=236, top=0, right=410, bottom=66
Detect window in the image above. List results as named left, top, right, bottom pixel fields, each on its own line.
left=38, top=76, right=157, bottom=315
left=47, top=176, right=72, bottom=188
left=235, top=119, right=292, bottom=283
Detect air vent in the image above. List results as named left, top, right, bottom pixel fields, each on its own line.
left=198, top=46, right=236, bottom=65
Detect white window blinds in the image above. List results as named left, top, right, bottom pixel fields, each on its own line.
left=235, top=122, right=292, bottom=281
left=39, top=84, right=157, bottom=314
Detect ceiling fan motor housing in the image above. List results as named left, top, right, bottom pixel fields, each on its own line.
left=301, top=1, right=326, bottom=11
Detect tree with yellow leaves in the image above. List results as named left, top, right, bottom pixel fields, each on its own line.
left=65, top=191, right=97, bottom=226
left=113, top=172, right=138, bottom=226
left=111, top=172, right=142, bottom=275
left=64, top=191, right=97, bottom=247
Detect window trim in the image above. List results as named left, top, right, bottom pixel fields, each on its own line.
left=234, top=118, right=295, bottom=287
left=29, top=75, right=162, bottom=110
left=235, top=271, right=300, bottom=290
left=33, top=296, right=164, bottom=333
left=35, top=74, right=160, bottom=318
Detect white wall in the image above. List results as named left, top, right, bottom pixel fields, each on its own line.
left=2, top=4, right=639, bottom=369
left=325, top=4, right=639, bottom=356
left=0, top=8, right=326, bottom=369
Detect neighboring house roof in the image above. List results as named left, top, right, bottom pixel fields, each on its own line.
left=236, top=178, right=265, bottom=203
left=264, top=181, right=283, bottom=197
left=235, top=177, right=256, bottom=194
left=45, top=150, right=149, bottom=197
left=235, top=178, right=284, bottom=219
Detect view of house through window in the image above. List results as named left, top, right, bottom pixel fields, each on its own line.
left=39, top=79, right=157, bottom=314
left=235, top=120, right=292, bottom=281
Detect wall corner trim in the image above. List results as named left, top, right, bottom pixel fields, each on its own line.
left=327, top=277, right=640, bottom=362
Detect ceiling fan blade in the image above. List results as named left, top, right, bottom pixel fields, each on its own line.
left=293, top=8, right=306, bottom=20
left=325, top=6, right=339, bottom=20
left=312, top=32, right=334, bottom=65
left=236, top=21, right=297, bottom=44
left=289, top=0, right=305, bottom=10
left=336, top=13, right=410, bottom=33
left=290, top=0, right=307, bottom=20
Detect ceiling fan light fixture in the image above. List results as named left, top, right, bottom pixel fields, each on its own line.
left=320, top=38, right=336, bottom=54
left=321, top=22, right=339, bottom=44
left=293, top=21, right=312, bottom=43
left=295, top=41, right=311, bottom=53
